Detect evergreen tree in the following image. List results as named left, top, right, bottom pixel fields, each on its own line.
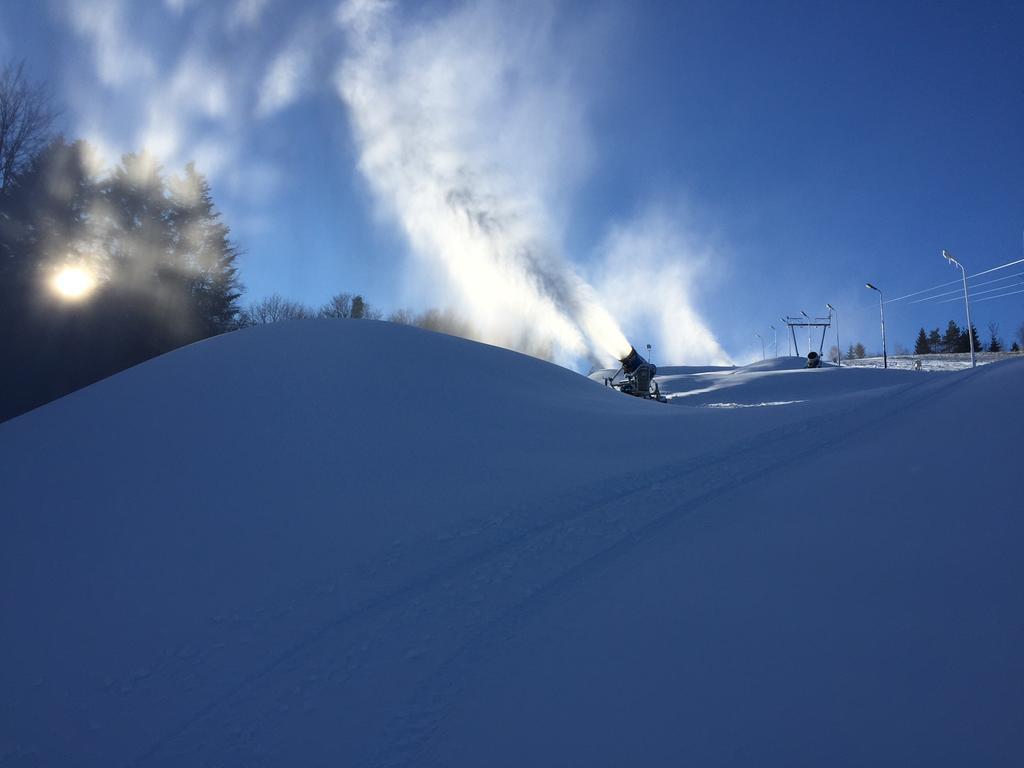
left=0, top=139, right=244, bottom=422
left=1012, top=341, right=1021, bottom=352
left=927, top=328, right=941, bottom=351
left=955, top=324, right=983, bottom=354
left=167, top=163, right=242, bottom=336
left=853, top=342, right=866, bottom=359
left=914, top=328, right=931, bottom=355
left=847, top=343, right=855, bottom=360
left=942, top=320, right=961, bottom=353
left=970, top=323, right=982, bottom=353
left=350, top=294, right=366, bottom=319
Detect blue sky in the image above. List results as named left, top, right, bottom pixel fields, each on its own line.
left=2, top=0, right=1022, bottom=364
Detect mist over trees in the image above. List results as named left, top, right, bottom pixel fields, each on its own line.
left=0, top=138, right=243, bottom=420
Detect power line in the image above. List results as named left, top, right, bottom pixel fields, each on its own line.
left=975, top=286, right=1024, bottom=303
left=966, top=256, right=1024, bottom=280
left=934, top=280, right=1024, bottom=303
left=794, top=254, right=1024, bottom=318
left=908, top=271, right=1024, bottom=304
left=886, top=278, right=962, bottom=303
left=885, top=256, right=1024, bottom=304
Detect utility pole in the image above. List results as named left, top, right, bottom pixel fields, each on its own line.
left=942, top=250, right=976, bottom=368
left=780, top=318, right=792, bottom=356
left=865, top=283, right=887, bottom=369
left=801, top=311, right=811, bottom=357
left=826, top=304, right=840, bottom=367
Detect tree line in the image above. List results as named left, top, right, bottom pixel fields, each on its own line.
left=238, top=291, right=475, bottom=340
left=913, top=321, right=1021, bottom=355
left=828, top=320, right=1023, bottom=363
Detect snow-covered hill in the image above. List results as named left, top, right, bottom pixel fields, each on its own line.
left=2, top=320, right=1022, bottom=766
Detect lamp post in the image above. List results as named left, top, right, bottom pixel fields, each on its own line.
left=865, top=283, right=887, bottom=369
left=646, top=343, right=653, bottom=366
left=826, top=303, right=839, bottom=367
left=800, top=310, right=811, bottom=357
left=755, top=333, right=765, bottom=361
left=942, top=250, right=976, bottom=368
left=770, top=325, right=778, bottom=358
left=780, top=318, right=792, bottom=356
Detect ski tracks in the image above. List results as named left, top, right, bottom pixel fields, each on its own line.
left=127, top=369, right=970, bottom=767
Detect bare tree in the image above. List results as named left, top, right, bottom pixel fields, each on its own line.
left=319, top=292, right=353, bottom=318
left=0, top=60, right=58, bottom=191
left=320, top=292, right=382, bottom=320
left=987, top=322, right=1002, bottom=353
left=387, top=308, right=415, bottom=325
left=237, top=294, right=312, bottom=326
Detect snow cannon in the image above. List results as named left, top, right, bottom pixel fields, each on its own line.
left=806, top=351, right=821, bottom=368
left=605, top=346, right=667, bottom=403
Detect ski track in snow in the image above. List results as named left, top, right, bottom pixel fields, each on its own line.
left=123, top=368, right=967, bottom=767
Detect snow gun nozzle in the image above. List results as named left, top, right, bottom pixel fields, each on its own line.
left=619, top=346, right=648, bottom=376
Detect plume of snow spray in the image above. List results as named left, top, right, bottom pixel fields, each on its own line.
left=335, top=0, right=632, bottom=365
left=594, top=207, right=732, bottom=366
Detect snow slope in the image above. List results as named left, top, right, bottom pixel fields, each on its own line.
left=2, top=320, right=1022, bottom=766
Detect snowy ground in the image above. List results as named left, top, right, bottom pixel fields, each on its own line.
left=834, top=351, right=1019, bottom=371
left=2, top=320, right=1022, bottom=766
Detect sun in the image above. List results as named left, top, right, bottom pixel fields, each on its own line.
left=52, top=266, right=96, bottom=301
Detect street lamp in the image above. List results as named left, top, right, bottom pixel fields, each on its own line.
left=755, top=332, right=765, bottom=361
left=865, top=283, right=887, bottom=369
left=826, top=303, right=839, bottom=367
left=800, top=310, right=811, bottom=357
left=779, top=318, right=791, bottom=356
left=942, top=250, right=976, bottom=368
left=770, top=325, right=778, bottom=357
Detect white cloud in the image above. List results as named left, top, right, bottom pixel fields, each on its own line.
left=67, top=0, right=156, bottom=87
left=164, top=0, right=199, bottom=15
left=58, top=0, right=253, bottom=187
left=130, top=51, right=233, bottom=166
left=256, top=24, right=316, bottom=117
left=228, top=0, right=273, bottom=31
